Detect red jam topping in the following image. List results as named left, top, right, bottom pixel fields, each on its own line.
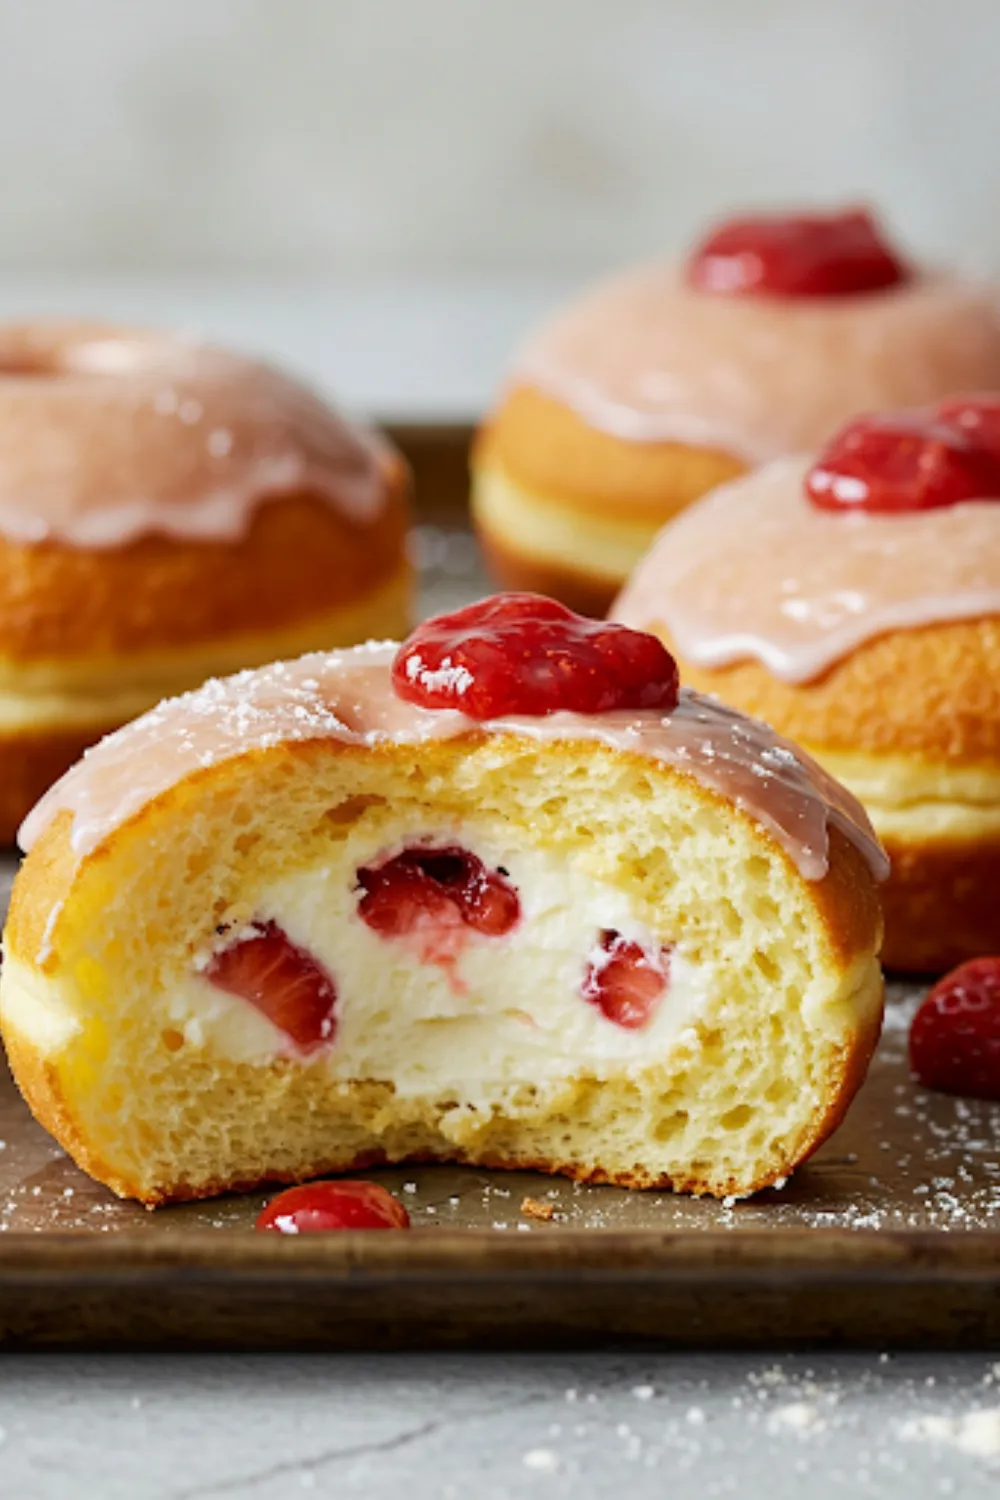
left=393, top=593, right=679, bottom=719
left=807, top=401, right=1000, bottom=514
left=357, top=845, right=521, bottom=942
left=581, top=929, right=671, bottom=1030
left=686, top=207, right=909, bottom=298
left=256, top=1180, right=411, bottom=1233
left=936, top=393, right=1000, bottom=457
left=206, top=920, right=337, bottom=1054
left=909, top=957, right=1000, bottom=1101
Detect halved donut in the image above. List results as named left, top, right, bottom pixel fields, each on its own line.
left=1, top=626, right=884, bottom=1205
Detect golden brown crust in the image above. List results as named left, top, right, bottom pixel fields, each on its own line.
left=876, top=831, right=1000, bottom=973
left=805, top=822, right=884, bottom=973
left=0, top=456, right=409, bottom=663
left=474, top=383, right=746, bottom=521
left=5, top=806, right=78, bottom=957
left=653, top=618, right=1000, bottom=765
left=0, top=1023, right=135, bottom=1200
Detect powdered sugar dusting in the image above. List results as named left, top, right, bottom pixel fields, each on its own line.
left=901, top=1409, right=1000, bottom=1458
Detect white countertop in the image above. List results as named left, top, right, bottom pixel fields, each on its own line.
left=0, top=273, right=587, bottom=424
left=3, top=1350, right=999, bottom=1498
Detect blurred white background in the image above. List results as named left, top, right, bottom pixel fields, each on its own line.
left=0, top=0, right=993, bottom=416
left=1, top=0, right=996, bottom=275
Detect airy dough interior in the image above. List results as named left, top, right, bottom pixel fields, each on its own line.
left=1, top=734, right=882, bottom=1204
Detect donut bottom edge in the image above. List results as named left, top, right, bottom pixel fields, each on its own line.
left=471, top=464, right=666, bottom=616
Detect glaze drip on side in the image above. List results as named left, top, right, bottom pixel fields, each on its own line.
left=613, top=456, right=1000, bottom=683
left=514, top=266, right=1000, bottom=460
left=0, top=321, right=391, bottom=548
left=19, top=643, right=888, bottom=886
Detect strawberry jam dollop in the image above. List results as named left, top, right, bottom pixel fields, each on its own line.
left=392, top=592, right=679, bottom=719
left=256, top=1181, right=411, bottom=1233
left=936, top=393, right=1000, bottom=457
left=686, top=207, right=909, bottom=298
left=909, top=957, right=1000, bottom=1101
left=806, top=401, right=1000, bottom=514
left=581, top=929, right=671, bottom=1031
left=357, top=845, right=520, bottom=941
left=206, top=920, right=337, bottom=1054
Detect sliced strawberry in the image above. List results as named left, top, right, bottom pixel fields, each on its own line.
left=256, top=1180, right=410, bottom=1233
left=206, top=920, right=338, bottom=1055
left=581, top=929, right=671, bottom=1030
left=357, top=845, right=520, bottom=941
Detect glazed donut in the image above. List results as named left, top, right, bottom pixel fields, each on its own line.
left=0, top=595, right=884, bottom=1205
left=614, top=396, right=1000, bottom=972
left=0, top=320, right=411, bottom=842
left=472, top=208, right=1000, bottom=613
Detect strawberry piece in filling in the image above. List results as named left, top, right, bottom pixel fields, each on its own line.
left=686, top=206, right=909, bottom=298
left=806, top=407, right=1000, bottom=514
left=256, top=1180, right=411, bottom=1233
left=909, top=957, right=1000, bottom=1100
left=581, top=929, right=671, bottom=1031
left=356, top=845, right=520, bottom=975
left=206, top=920, right=338, bottom=1054
left=392, top=592, right=679, bottom=719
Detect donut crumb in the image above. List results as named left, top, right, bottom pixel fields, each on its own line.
left=521, top=1196, right=556, bottom=1221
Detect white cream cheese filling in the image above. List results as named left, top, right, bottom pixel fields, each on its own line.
left=174, top=829, right=714, bottom=1090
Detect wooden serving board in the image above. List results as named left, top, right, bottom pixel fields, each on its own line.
left=0, top=967, right=998, bottom=1349
left=0, top=463, right=996, bottom=1349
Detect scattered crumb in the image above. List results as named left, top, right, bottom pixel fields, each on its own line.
left=767, top=1401, right=823, bottom=1434
left=901, top=1409, right=1000, bottom=1458
left=523, top=1448, right=561, bottom=1472
left=521, top=1196, right=556, bottom=1222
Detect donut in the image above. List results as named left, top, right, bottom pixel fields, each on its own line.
left=614, top=396, right=1000, bottom=973
left=0, top=320, right=410, bottom=842
left=472, top=208, right=1000, bottom=614
left=0, top=594, right=885, bottom=1205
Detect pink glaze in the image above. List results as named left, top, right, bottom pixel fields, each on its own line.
left=613, top=456, right=1000, bottom=684
left=0, top=321, right=391, bottom=547
left=514, top=266, right=1000, bottom=462
left=19, top=642, right=887, bottom=887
